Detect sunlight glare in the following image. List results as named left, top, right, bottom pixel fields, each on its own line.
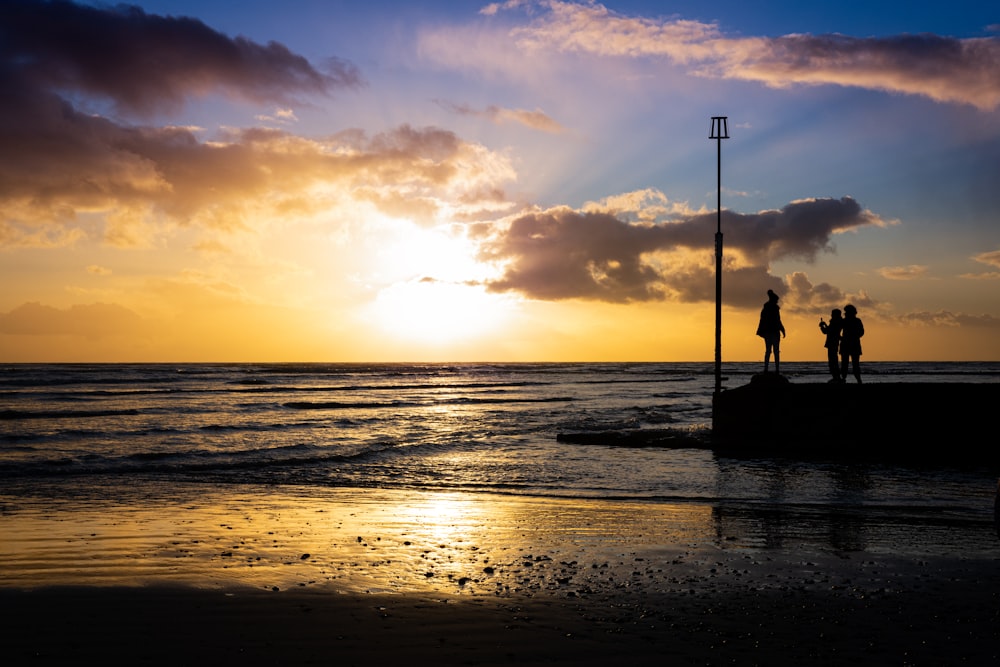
left=376, top=223, right=494, bottom=284
left=372, top=279, right=511, bottom=343
left=368, top=221, right=512, bottom=344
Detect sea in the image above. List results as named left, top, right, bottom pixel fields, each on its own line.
left=2, top=360, right=998, bottom=505
left=3, top=360, right=1000, bottom=592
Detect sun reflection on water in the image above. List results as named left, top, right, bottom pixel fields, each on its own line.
left=0, top=486, right=728, bottom=595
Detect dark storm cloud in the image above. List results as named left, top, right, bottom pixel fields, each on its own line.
left=0, top=0, right=361, bottom=116
left=481, top=197, right=883, bottom=304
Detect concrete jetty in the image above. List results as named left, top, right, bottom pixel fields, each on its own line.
left=712, top=373, right=999, bottom=465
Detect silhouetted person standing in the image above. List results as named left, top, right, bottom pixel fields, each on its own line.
left=756, top=289, right=786, bottom=374
left=819, top=309, right=844, bottom=382
left=840, top=304, right=864, bottom=383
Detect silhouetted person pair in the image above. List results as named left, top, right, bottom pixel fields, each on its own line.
left=839, top=304, right=864, bottom=383
left=819, top=309, right=844, bottom=382
left=818, top=304, right=864, bottom=383
left=756, top=289, right=785, bottom=374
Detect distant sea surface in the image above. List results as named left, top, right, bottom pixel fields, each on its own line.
left=2, top=362, right=999, bottom=533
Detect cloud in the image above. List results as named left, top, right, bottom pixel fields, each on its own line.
left=0, top=278, right=337, bottom=358
left=783, top=271, right=879, bottom=315
left=2, top=1, right=471, bottom=248
left=256, top=108, right=300, bottom=125
left=898, top=310, right=1000, bottom=328
left=0, top=0, right=361, bottom=117
left=877, top=265, right=929, bottom=280
left=0, top=302, right=151, bottom=339
left=479, top=195, right=884, bottom=305
left=959, top=249, right=1000, bottom=279
left=437, top=100, right=566, bottom=133
left=714, top=33, right=1000, bottom=111
left=480, top=1, right=530, bottom=16
left=972, top=249, right=1000, bottom=269
left=720, top=197, right=889, bottom=264
left=581, top=189, right=693, bottom=222
left=0, top=86, right=516, bottom=243
left=493, top=1, right=1000, bottom=110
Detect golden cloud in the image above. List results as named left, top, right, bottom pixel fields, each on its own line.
left=876, top=265, right=929, bottom=280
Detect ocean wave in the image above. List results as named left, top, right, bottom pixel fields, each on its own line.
left=0, top=440, right=399, bottom=480
left=283, top=400, right=420, bottom=410
left=437, top=396, right=576, bottom=405
left=2, top=362, right=997, bottom=510
left=0, top=408, right=141, bottom=420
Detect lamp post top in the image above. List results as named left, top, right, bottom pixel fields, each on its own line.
left=710, top=116, right=729, bottom=140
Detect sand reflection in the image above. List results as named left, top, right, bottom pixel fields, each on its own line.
left=4, top=483, right=997, bottom=601
left=1, top=486, right=720, bottom=595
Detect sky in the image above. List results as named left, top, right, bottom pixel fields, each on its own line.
left=1, top=0, right=998, bottom=362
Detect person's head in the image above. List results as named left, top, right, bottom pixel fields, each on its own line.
left=844, top=304, right=857, bottom=316
left=831, top=308, right=842, bottom=319
left=767, top=289, right=779, bottom=303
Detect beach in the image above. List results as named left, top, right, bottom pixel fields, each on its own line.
left=3, top=363, right=999, bottom=664
left=3, top=485, right=998, bottom=665
left=6, top=573, right=999, bottom=666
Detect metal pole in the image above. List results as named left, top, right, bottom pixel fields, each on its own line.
left=709, top=117, right=729, bottom=397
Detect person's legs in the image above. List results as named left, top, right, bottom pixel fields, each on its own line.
left=840, top=354, right=848, bottom=380
left=764, top=335, right=779, bottom=373
left=774, top=339, right=780, bottom=375
left=827, top=348, right=839, bottom=380
left=852, top=355, right=862, bottom=383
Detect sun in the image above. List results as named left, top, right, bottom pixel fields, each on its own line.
left=367, top=223, right=514, bottom=344
left=371, top=279, right=512, bottom=343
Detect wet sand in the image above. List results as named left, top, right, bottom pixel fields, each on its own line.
left=2, top=485, right=998, bottom=664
